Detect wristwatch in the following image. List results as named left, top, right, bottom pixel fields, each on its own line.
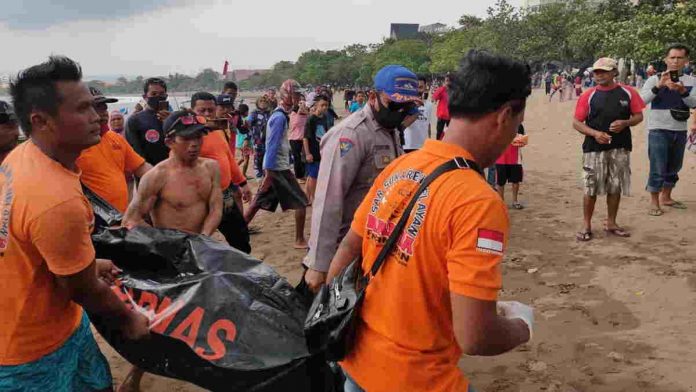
left=681, top=89, right=690, bottom=98
left=651, top=86, right=660, bottom=95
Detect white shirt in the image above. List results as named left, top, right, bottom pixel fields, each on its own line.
left=403, top=101, right=432, bottom=150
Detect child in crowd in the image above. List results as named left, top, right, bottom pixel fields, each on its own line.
left=303, top=95, right=330, bottom=205
left=496, top=123, right=528, bottom=209
left=247, top=96, right=271, bottom=178
left=349, top=91, right=366, bottom=113
left=236, top=103, right=252, bottom=178
left=289, top=95, right=309, bottom=183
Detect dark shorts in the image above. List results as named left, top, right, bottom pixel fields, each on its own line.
left=219, top=187, right=251, bottom=253
left=496, top=164, right=523, bottom=186
left=306, top=162, right=320, bottom=179
left=0, top=312, right=112, bottom=391
left=253, top=170, right=308, bottom=212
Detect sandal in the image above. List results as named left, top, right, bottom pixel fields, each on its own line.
left=511, top=202, right=524, bottom=210
left=576, top=230, right=593, bottom=242
left=605, top=227, right=631, bottom=238
left=664, top=201, right=687, bottom=209
left=648, top=208, right=664, bottom=216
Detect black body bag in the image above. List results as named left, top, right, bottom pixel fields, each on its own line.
left=304, top=157, right=481, bottom=361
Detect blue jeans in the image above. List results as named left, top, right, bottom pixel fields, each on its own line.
left=343, top=368, right=476, bottom=392
left=647, top=129, right=687, bottom=193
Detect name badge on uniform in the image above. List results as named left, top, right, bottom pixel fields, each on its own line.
left=374, top=145, right=393, bottom=169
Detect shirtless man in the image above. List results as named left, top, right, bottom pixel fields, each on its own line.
left=122, top=110, right=223, bottom=239
left=119, top=110, right=223, bottom=391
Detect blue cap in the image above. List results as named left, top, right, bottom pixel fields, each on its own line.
left=373, top=65, right=420, bottom=103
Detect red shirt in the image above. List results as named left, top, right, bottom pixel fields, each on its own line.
left=433, top=86, right=450, bottom=120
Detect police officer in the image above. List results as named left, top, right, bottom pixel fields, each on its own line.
left=303, top=65, right=421, bottom=292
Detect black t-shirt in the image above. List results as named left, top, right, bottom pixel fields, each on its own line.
left=304, top=114, right=330, bottom=162
left=125, top=109, right=169, bottom=165
left=575, top=85, right=640, bottom=153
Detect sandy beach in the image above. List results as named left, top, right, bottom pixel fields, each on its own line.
left=97, top=89, right=696, bottom=391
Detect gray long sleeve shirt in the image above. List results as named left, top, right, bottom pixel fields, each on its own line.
left=303, top=104, right=402, bottom=272
left=640, top=74, right=696, bottom=131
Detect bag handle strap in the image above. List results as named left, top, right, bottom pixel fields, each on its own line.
left=368, top=157, right=482, bottom=278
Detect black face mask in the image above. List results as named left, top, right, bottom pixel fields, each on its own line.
left=374, top=97, right=409, bottom=130
left=146, top=96, right=168, bottom=111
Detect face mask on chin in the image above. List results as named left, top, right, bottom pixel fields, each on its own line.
left=374, top=96, right=408, bottom=130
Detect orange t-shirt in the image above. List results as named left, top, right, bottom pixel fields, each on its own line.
left=0, top=142, right=96, bottom=365
left=200, top=130, right=245, bottom=190
left=341, top=140, right=508, bottom=392
left=76, top=130, right=145, bottom=212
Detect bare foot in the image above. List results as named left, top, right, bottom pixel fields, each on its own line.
left=117, top=367, right=144, bottom=392
left=294, top=240, right=309, bottom=250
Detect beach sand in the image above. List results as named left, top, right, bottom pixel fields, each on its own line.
left=97, top=89, right=696, bottom=391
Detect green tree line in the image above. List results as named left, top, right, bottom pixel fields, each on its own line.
left=19, top=0, right=689, bottom=96
left=243, top=0, right=695, bottom=88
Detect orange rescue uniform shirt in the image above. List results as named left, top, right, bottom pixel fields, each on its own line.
left=0, top=142, right=96, bottom=365
left=200, top=130, right=245, bottom=190
left=76, top=130, right=145, bottom=212
left=341, top=140, right=508, bottom=392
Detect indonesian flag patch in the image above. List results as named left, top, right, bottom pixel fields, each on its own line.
left=476, top=229, right=504, bottom=255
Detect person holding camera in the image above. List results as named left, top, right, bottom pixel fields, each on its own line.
left=641, top=43, right=696, bottom=215
left=125, top=77, right=172, bottom=165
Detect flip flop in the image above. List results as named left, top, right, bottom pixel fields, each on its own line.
left=648, top=208, right=664, bottom=216
left=664, top=201, right=687, bottom=209
left=511, top=202, right=524, bottom=210
left=605, top=227, right=631, bottom=238
left=576, top=230, right=593, bottom=242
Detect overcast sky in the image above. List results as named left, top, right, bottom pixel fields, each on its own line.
left=1, top=0, right=522, bottom=79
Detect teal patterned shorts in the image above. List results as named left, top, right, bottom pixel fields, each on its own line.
left=0, top=312, right=112, bottom=391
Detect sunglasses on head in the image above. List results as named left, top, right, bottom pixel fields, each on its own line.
left=174, top=115, right=207, bottom=127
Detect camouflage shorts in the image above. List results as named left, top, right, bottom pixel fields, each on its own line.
left=582, top=148, right=631, bottom=197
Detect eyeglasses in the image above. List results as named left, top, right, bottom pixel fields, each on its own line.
left=387, top=101, right=415, bottom=112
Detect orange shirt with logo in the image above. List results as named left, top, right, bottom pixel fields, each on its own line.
left=0, top=142, right=96, bottom=365
left=76, top=130, right=146, bottom=212
left=200, top=130, right=245, bottom=190
left=341, top=140, right=508, bottom=392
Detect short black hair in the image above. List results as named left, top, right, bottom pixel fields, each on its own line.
left=314, top=94, right=330, bottom=103
left=238, top=103, right=249, bottom=117
left=448, top=50, right=531, bottom=119
left=10, top=55, right=83, bottom=136
left=143, top=77, right=167, bottom=95
left=190, top=92, right=216, bottom=109
left=223, top=81, right=238, bottom=91
left=417, top=75, right=428, bottom=83
left=665, top=43, right=691, bottom=58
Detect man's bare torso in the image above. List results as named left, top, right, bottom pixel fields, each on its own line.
left=149, top=158, right=215, bottom=233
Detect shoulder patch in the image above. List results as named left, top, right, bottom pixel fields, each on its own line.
left=339, top=137, right=354, bottom=157
left=476, top=229, right=504, bottom=256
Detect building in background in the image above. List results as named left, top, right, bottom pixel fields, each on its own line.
left=390, top=23, right=420, bottom=40
left=419, top=23, right=449, bottom=35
